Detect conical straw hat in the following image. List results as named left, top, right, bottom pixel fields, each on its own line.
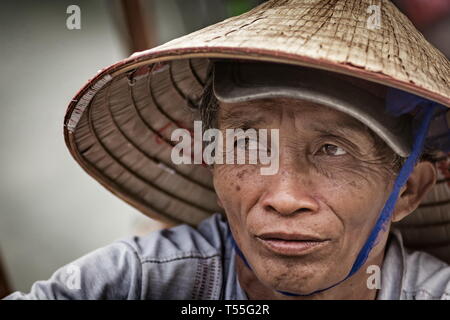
left=64, top=0, right=450, bottom=262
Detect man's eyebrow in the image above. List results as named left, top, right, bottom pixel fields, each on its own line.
left=219, top=109, right=269, bottom=128
left=309, top=121, right=370, bottom=139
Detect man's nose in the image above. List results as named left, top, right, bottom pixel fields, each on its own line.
left=260, top=174, right=320, bottom=216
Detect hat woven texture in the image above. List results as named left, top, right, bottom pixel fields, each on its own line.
left=64, top=0, right=450, bottom=262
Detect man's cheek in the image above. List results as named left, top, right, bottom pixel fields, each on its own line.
left=213, top=165, right=262, bottom=218
left=327, top=179, right=386, bottom=249
left=214, top=164, right=260, bottom=192
left=213, top=166, right=244, bottom=211
left=315, top=176, right=376, bottom=229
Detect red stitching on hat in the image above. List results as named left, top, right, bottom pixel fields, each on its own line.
left=154, top=122, right=173, bottom=145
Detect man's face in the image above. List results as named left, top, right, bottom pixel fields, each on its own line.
left=212, top=97, right=397, bottom=294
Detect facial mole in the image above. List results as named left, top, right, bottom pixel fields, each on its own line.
left=236, top=185, right=241, bottom=191
left=237, top=169, right=248, bottom=179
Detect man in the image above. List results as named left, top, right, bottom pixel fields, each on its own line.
left=4, top=0, right=450, bottom=299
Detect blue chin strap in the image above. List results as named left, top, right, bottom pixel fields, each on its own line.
left=228, top=89, right=443, bottom=297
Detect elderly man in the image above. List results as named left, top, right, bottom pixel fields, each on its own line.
left=5, top=0, right=450, bottom=300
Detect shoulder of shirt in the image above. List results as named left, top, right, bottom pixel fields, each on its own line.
left=393, top=229, right=450, bottom=300
left=112, top=213, right=230, bottom=264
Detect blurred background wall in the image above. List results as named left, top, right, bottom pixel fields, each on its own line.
left=0, top=0, right=136, bottom=294
left=0, top=0, right=448, bottom=297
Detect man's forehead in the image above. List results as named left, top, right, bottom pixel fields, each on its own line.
left=218, top=98, right=370, bottom=136
left=220, top=98, right=363, bottom=123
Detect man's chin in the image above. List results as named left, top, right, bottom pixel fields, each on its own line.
left=255, top=265, right=334, bottom=296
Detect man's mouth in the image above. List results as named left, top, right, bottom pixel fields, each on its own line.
left=255, top=232, right=330, bottom=256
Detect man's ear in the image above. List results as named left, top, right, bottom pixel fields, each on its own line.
left=392, top=161, right=437, bottom=222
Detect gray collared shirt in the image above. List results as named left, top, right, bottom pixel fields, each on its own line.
left=4, top=213, right=450, bottom=300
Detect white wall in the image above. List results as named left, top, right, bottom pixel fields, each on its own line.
left=0, top=0, right=148, bottom=292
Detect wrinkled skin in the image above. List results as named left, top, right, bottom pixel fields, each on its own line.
left=212, top=97, right=435, bottom=300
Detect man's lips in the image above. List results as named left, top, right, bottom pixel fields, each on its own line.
left=255, top=232, right=330, bottom=256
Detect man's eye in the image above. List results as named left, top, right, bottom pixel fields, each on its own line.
left=320, top=144, right=347, bottom=156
